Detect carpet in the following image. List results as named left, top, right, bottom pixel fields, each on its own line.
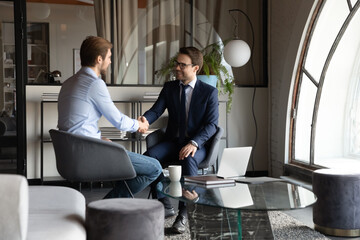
left=268, top=211, right=329, bottom=240
left=164, top=211, right=330, bottom=240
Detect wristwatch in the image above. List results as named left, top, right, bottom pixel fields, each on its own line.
left=189, top=140, right=198, bottom=148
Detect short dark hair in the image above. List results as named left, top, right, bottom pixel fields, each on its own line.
left=80, top=36, right=113, bottom=67
left=179, top=47, right=203, bottom=73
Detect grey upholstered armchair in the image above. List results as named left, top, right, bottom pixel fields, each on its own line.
left=49, top=129, right=136, bottom=196
left=146, top=126, right=224, bottom=174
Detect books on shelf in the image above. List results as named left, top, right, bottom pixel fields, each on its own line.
left=184, top=175, right=235, bottom=185
left=100, top=127, right=127, bottom=139
left=143, top=92, right=160, bottom=100
left=141, top=129, right=156, bottom=138
left=41, top=93, right=58, bottom=101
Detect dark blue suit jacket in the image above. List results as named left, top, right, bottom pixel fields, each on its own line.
left=143, top=79, right=219, bottom=149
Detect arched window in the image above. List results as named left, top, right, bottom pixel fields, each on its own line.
left=290, top=0, right=360, bottom=168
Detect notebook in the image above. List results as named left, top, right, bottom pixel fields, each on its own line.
left=216, top=146, right=252, bottom=180
left=184, top=175, right=235, bottom=185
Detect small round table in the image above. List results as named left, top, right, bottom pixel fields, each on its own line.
left=159, top=179, right=317, bottom=239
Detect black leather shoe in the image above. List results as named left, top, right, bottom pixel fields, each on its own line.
left=164, top=206, right=176, bottom=218
left=171, top=214, right=187, bottom=234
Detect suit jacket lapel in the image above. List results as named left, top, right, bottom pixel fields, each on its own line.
left=172, top=82, right=181, bottom=123
left=188, top=80, right=201, bottom=125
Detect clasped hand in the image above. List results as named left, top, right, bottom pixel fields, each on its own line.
left=137, top=116, right=149, bottom=133
left=179, top=143, right=197, bottom=160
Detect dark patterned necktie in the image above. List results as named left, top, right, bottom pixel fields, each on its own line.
left=179, top=84, right=189, bottom=143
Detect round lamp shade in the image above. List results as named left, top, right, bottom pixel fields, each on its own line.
left=224, top=39, right=251, bottom=67
left=27, top=3, right=51, bottom=20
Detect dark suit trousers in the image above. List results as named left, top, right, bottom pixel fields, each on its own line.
left=144, top=139, right=206, bottom=176
left=144, top=139, right=207, bottom=216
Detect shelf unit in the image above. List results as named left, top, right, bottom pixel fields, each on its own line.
left=1, top=22, right=49, bottom=114
left=40, top=99, right=228, bottom=182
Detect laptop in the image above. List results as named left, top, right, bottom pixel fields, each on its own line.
left=214, top=183, right=254, bottom=208
left=216, top=146, right=252, bottom=180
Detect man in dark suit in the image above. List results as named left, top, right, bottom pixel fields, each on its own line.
left=143, top=46, right=219, bottom=234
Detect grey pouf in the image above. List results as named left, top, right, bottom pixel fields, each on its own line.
left=313, top=168, right=360, bottom=237
left=86, top=198, right=164, bottom=240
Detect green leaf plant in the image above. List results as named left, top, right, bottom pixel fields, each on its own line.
left=156, top=41, right=235, bottom=113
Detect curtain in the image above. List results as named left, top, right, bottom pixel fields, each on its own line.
left=94, top=0, right=137, bottom=84
left=94, top=0, right=182, bottom=85
left=94, top=0, right=112, bottom=83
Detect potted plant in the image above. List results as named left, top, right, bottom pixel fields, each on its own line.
left=156, top=41, right=235, bottom=113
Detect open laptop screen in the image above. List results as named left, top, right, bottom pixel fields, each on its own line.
left=217, top=147, right=252, bottom=179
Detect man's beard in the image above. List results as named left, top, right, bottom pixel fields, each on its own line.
left=100, top=68, right=107, bottom=76
left=100, top=63, right=108, bottom=77
left=175, top=70, right=185, bottom=81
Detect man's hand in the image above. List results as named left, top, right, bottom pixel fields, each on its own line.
left=179, top=143, right=197, bottom=160
left=137, top=116, right=149, bottom=133
left=182, top=189, right=198, bottom=201
left=101, top=136, right=112, bottom=142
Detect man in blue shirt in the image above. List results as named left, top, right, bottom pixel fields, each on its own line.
left=58, top=36, right=162, bottom=198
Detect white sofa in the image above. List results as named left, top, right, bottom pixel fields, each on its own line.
left=0, top=174, right=86, bottom=240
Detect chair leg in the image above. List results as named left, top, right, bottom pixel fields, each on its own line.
left=147, top=188, right=152, bottom=199
left=123, top=180, right=134, bottom=198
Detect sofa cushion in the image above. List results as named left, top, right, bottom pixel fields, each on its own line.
left=28, top=186, right=86, bottom=240
left=0, top=174, right=28, bottom=240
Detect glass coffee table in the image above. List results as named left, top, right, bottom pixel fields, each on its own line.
left=158, top=179, right=317, bottom=239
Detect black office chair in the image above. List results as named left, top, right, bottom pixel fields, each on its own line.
left=146, top=126, right=224, bottom=174
left=49, top=129, right=136, bottom=197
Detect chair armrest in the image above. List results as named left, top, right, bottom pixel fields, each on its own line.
left=145, top=128, right=166, bottom=149
left=198, top=126, right=224, bottom=169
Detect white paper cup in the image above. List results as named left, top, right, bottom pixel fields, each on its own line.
left=168, top=165, right=182, bottom=181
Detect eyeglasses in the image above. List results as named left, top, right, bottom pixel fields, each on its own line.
left=174, top=60, right=195, bottom=70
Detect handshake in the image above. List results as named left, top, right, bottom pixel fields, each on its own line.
left=137, top=116, right=149, bottom=133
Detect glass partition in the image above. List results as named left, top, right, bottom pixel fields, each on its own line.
left=0, top=1, right=17, bottom=173
left=21, top=0, right=266, bottom=86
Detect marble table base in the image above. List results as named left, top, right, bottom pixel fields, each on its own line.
left=187, top=204, right=273, bottom=239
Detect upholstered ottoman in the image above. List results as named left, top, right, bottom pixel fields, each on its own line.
left=86, top=198, right=164, bottom=240
left=313, top=168, right=360, bottom=237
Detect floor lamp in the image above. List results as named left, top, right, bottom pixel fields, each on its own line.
left=223, top=9, right=258, bottom=175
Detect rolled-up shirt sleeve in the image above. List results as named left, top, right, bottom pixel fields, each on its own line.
left=89, top=81, right=139, bottom=132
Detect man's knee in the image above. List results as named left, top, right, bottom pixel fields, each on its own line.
left=154, top=160, right=163, bottom=177
left=182, top=156, right=199, bottom=176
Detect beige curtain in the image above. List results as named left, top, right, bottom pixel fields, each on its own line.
left=94, top=0, right=111, bottom=83
left=145, top=0, right=184, bottom=84
left=94, top=0, right=137, bottom=84
left=94, top=0, right=183, bottom=85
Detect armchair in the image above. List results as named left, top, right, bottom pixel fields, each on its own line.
left=49, top=129, right=136, bottom=196
left=146, top=126, right=224, bottom=174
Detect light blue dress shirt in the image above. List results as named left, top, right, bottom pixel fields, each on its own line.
left=180, top=78, right=198, bottom=147
left=180, top=77, right=197, bottom=126
left=58, top=67, right=139, bottom=139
